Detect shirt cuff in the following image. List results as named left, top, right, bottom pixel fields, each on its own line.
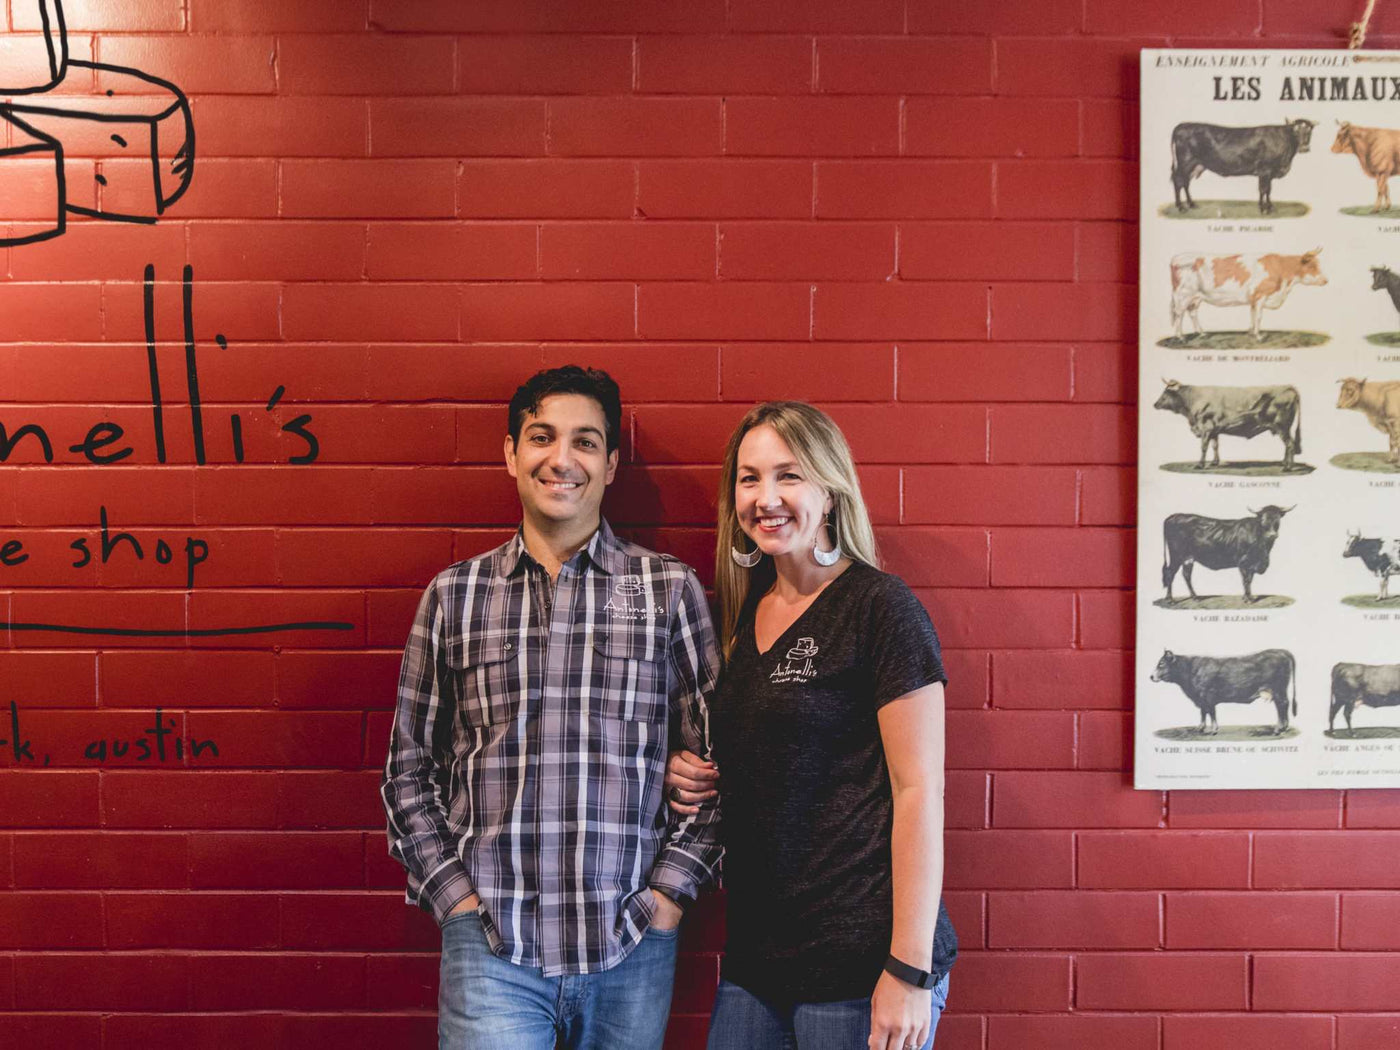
left=423, top=857, right=475, bottom=926
left=648, top=849, right=710, bottom=907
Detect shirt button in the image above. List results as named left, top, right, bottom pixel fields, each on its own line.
left=503, top=642, right=513, bottom=651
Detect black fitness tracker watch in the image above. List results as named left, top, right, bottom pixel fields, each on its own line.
left=884, top=954, right=937, bottom=989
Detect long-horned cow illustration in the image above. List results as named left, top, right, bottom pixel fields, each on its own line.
left=1332, top=121, right=1400, bottom=212
left=1337, top=377, right=1400, bottom=465
left=1170, top=250, right=1326, bottom=340
left=1162, top=506, right=1292, bottom=603
left=1151, top=649, right=1297, bottom=735
left=1170, top=119, right=1318, bottom=213
left=1154, top=380, right=1303, bottom=471
left=1330, top=662, right=1400, bottom=734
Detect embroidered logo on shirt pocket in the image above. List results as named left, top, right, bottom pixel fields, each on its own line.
left=603, top=574, right=668, bottom=622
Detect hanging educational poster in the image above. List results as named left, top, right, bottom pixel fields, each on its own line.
left=1137, top=48, right=1400, bottom=789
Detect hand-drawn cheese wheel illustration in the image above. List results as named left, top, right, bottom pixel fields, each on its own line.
left=1, top=60, right=193, bottom=225
left=615, top=574, right=644, bottom=596
left=0, top=109, right=64, bottom=244
left=0, top=0, right=194, bottom=245
left=786, top=636, right=819, bottom=660
left=0, top=0, right=67, bottom=95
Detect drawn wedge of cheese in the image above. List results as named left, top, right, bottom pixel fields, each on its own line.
left=0, top=109, right=65, bottom=244
left=0, top=0, right=68, bottom=95
left=0, top=59, right=193, bottom=224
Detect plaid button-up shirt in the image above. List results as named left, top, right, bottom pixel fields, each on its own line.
left=382, top=519, right=721, bottom=975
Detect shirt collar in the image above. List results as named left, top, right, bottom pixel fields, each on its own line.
left=497, top=517, right=624, bottom=578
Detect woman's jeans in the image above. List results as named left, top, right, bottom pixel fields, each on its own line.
left=437, top=909, right=680, bottom=1050
left=705, top=973, right=951, bottom=1050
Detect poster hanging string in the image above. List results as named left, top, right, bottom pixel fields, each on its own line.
left=1351, top=0, right=1379, bottom=48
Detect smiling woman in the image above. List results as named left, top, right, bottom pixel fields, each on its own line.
left=669, top=401, right=956, bottom=1050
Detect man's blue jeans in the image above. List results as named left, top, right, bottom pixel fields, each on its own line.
left=704, top=973, right=951, bottom=1050
left=437, top=909, right=680, bottom=1050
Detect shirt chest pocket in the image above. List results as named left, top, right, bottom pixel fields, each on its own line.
left=590, top=624, right=670, bottom=723
left=446, top=635, right=526, bottom=728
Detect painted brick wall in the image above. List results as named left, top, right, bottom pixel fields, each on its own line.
left=2, top=1, right=1399, bottom=1048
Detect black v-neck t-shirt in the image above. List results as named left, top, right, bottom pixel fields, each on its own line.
left=712, top=561, right=957, bottom=1003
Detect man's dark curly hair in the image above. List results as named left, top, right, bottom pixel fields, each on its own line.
left=507, top=365, right=622, bottom=454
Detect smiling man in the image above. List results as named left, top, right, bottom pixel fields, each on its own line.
left=383, top=366, right=721, bottom=1050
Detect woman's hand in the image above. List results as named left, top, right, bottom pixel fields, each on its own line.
left=664, top=749, right=719, bottom=815
left=868, top=970, right=931, bottom=1050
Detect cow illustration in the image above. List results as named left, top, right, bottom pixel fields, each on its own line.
left=1371, top=266, right=1400, bottom=328
left=1343, top=531, right=1400, bottom=600
left=1162, top=506, right=1292, bottom=603
left=1170, top=119, right=1318, bottom=214
left=1332, top=121, right=1400, bottom=212
left=1337, top=377, right=1400, bottom=465
left=1170, top=250, right=1327, bottom=341
left=1330, top=662, right=1400, bottom=734
left=1151, top=649, right=1297, bottom=735
left=1154, top=380, right=1303, bottom=471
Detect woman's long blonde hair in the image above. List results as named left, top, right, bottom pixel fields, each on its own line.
left=714, top=402, right=879, bottom=659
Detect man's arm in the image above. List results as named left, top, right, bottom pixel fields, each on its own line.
left=381, top=580, right=476, bottom=925
left=647, top=567, right=723, bottom=911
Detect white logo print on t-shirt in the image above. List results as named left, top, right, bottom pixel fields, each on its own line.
left=770, top=636, right=819, bottom=683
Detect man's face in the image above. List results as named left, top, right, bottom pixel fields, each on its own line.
left=505, top=393, right=618, bottom=529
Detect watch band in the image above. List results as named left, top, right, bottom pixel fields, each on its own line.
left=884, top=953, right=936, bottom=989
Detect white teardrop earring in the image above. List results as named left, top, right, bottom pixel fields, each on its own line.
left=731, top=537, right=763, bottom=568
left=812, top=520, right=841, bottom=567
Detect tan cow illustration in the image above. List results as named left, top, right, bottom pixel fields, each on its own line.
left=1338, top=377, right=1400, bottom=464
left=1332, top=121, right=1400, bottom=212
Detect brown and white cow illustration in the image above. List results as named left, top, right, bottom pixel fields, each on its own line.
left=1170, top=250, right=1326, bottom=341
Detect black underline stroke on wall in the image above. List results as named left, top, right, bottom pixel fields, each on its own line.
left=5, top=621, right=355, bottom=638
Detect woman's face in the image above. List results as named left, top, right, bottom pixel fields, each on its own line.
left=733, top=424, right=833, bottom=561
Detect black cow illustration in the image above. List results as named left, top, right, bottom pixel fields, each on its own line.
left=1342, top=531, right=1400, bottom=599
left=1154, top=380, right=1303, bottom=471
left=1171, top=119, right=1318, bottom=214
left=1162, top=506, right=1292, bottom=603
left=1150, top=649, right=1297, bottom=735
left=1372, top=266, right=1400, bottom=328
left=1330, top=662, right=1400, bottom=734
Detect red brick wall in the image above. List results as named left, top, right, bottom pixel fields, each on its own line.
left=3, top=1, right=1398, bottom=1048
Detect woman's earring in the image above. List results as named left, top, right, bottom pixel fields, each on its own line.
left=812, top=520, right=842, bottom=567
left=731, top=538, right=763, bottom=568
